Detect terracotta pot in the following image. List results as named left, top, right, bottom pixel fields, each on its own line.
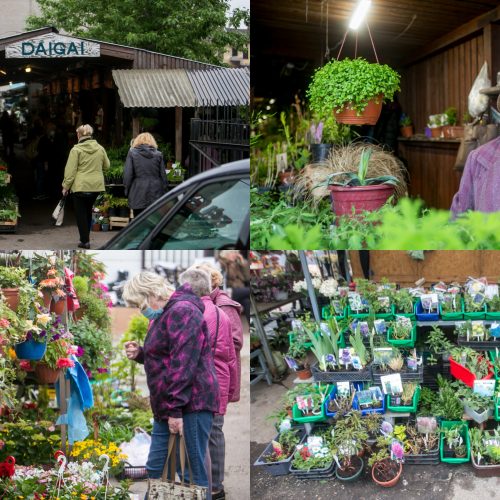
left=371, top=459, right=402, bottom=487
left=443, top=126, right=464, bottom=139
left=41, top=290, right=52, bottom=308
left=430, top=127, right=442, bottom=138
left=92, top=223, right=101, bottom=231
left=278, top=170, right=295, bottom=186
left=400, top=126, right=413, bottom=138
left=1, top=288, right=19, bottom=311
left=34, top=363, right=61, bottom=384
left=297, top=368, right=312, bottom=380
left=329, top=184, right=394, bottom=218
left=50, top=299, right=66, bottom=315
left=334, top=95, right=383, bottom=125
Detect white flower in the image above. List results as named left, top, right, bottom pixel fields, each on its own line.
left=293, top=280, right=306, bottom=293
left=319, top=278, right=338, bottom=298
left=36, top=313, right=51, bottom=327
left=311, top=277, right=322, bottom=290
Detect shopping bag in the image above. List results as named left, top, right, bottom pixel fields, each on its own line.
left=52, top=196, right=67, bottom=226
left=147, top=434, right=207, bottom=500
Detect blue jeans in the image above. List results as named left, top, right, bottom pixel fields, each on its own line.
left=146, top=412, right=213, bottom=500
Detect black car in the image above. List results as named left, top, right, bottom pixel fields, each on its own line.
left=103, top=159, right=249, bottom=249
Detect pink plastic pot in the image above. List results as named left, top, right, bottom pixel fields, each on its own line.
left=329, top=184, right=394, bottom=218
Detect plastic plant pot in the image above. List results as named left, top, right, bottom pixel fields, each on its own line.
left=463, top=305, right=487, bottom=320
left=386, top=386, right=421, bottom=413
left=253, top=428, right=306, bottom=476
left=310, top=143, right=333, bottom=164
left=415, top=301, right=439, bottom=321
left=449, top=356, right=493, bottom=388
left=334, top=95, right=383, bottom=125
left=386, top=324, right=417, bottom=348
left=347, top=305, right=370, bottom=319
left=471, top=453, right=500, bottom=477
left=321, top=305, right=346, bottom=321
left=439, top=421, right=470, bottom=464
left=439, top=298, right=464, bottom=321
left=391, top=303, right=416, bottom=321
left=404, top=445, right=440, bottom=465
left=15, top=338, right=47, bottom=360
left=289, top=460, right=335, bottom=479
left=335, top=456, right=364, bottom=482
left=463, top=404, right=493, bottom=424
left=292, top=386, right=332, bottom=424
left=352, top=388, right=385, bottom=416
left=488, top=351, right=500, bottom=380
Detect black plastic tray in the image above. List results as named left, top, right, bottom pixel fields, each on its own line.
left=457, top=337, right=500, bottom=350
left=404, top=448, right=440, bottom=465
left=371, top=364, right=423, bottom=384
left=289, top=461, right=335, bottom=479
left=311, top=362, right=372, bottom=382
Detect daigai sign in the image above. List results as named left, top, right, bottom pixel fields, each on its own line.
left=6, top=33, right=100, bottom=58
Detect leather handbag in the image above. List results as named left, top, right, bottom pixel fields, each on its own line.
left=147, top=434, right=207, bottom=500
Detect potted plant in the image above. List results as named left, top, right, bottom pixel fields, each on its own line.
left=462, top=391, right=493, bottom=424
left=449, top=347, right=493, bottom=388
left=33, top=335, right=74, bottom=385
left=399, top=114, right=413, bottom=138
left=167, top=164, right=186, bottom=184
left=404, top=421, right=440, bottom=465
left=428, top=115, right=443, bottom=138
left=320, top=146, right=402, bottom=218
left=291, top=384, right=331, bottom=424
left=100, top=217, right=110, bottom=232
left=387, top=316, right=416, bottom=347
left=469, top=427, right=500, bottom=476
left=443, top=107, right=464, bottom=138
left=308, top=57, right=401, bottom=125
left=440, top=422, right=470, bottom=463
left=0, top=266, right=26, bottom=311
left=425, top=326, right=454, bottom=365
left=289, top=430, right=334, bottom=477
left=387, top=382, right=420, bottom=412
left=439, top=293, right=463, bottom=320
left=486, top=293, right=500, bottom=319
left=254, top=428, right=304, bottom=476
left=38, top=269, right=66, bottom=315
left=368, top=437, right=404, bottom=487
left=463, top=294, right=487, bottom=319
left=286, top=342, right=311, bottom=380
left=391, top=288, right=415, bottom=319
left=308, top=113, right=352, bottom=163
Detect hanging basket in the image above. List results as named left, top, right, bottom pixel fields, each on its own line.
left=334, top=95, right=384, bottom=125
left=35, top=363, right=61, bottom=384
left=15, top=338, right=47, bottom=360
left=1, top=287, right=19, bottom=311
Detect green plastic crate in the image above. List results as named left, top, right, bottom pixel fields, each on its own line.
left=439, top=421, right=470, bottom=464
left=321, top=305, right=347, bottom=321
left=391, top=303, right=416, bottom=321
left=463, top=305, right=487, bottom=320
left=347, top=305, right=370, bottom=319
left=486, top=306, right=500, bottom=320
left=291, top=385, right=332, bottom=424
left=287, top=331, right=313, bottom=348
left=386, top=386, right=421, bottom=412
left=494, top=396, right=500, bottom=421
left=375, top=310, right=394, bottom=320
left=386, top=324, right=417, bottom=348
left=488, top=351, right=500, bottom=380
left=439, top=298, right=464, bottom=321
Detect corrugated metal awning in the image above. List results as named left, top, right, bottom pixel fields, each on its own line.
left=112, top=67, right=249, bottom=108
left=112, top=69, right=197, bottom=108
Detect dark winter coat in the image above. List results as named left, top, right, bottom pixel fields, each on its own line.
left=123, top=144, right=168, bottom=209
left=135, top=283, right=220, bottom=419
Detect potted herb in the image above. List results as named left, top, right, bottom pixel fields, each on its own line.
left=463, top=293, right=486, bottom=319
left=439, top=293, right=464, bottom=320
left=425, top=326, right=454, bottom=365
left=308, top=57, right=401, bottom=125
left=0, top=266, right=27, bottom=311
left=429, top=375, right=464, bottom=421
left=440, top=422, right=470, bottom=463
left=462, top=391, right=493, bottom=424
left=320, top=147, right=401, bottom=218
left=387, top=382, right=420, bottom=412
left=486, top=294, right=500, bottom=320
left=469, top=427, right=500, bottom=476
left=286, top=342, right=311, bottom=380
left=254, top=428, right=304, bottom=476
left=387, top=317, right=416, bottom=347
left=391, top=288, right=415, bottom=319
left=399, top=114, right=413, bottom=138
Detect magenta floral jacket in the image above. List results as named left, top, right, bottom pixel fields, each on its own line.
left=135, top=284, right=219, bottom=419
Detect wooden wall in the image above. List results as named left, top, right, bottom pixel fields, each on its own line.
left=399, top=32, right=485, bottom=133
left=351, top=251, right=500, bottom=286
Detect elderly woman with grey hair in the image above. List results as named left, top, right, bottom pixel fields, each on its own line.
left=122, top=270, right=219, bottom=498
left=179, top=267, right=237, bottom=500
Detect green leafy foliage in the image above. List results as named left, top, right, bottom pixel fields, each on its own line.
left=27, top=0, right=249, bottom=65
left=307, top=58, right=401, bottom=116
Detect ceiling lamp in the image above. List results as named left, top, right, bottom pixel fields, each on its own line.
left=25, top=66, right=32, bottom=73
left=349, top=0, right=372, bottom=30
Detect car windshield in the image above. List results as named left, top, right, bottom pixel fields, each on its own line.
left=149, top=178, right=249, bottom=249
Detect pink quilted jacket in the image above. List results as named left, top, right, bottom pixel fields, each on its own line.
left=201, top=296, right=237, bottom=415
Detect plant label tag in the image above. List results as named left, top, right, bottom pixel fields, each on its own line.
left=490, top=323, right=500, bottom=338
left=337, top=381, right=350, bottom=397
left=421, top=293, right=438, bottom=312
left=374, top=319, right=387, bottom=334
left=380, top=374, right=403, bottom=395
left=319, top=322, right=330, bottom=336
left=486, top=285, right=499, bottom=299
left=331, top=299, right=343, bottom=315
left=284, top=356, right=299, bottom=371
left=276, top=153, right=287, bottom=172
left=473, top=379, right=496, bottom=397
left=351, top=356, right=363, bottom=370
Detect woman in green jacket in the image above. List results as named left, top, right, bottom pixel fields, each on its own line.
left=62, top=124, right=110, bottom=248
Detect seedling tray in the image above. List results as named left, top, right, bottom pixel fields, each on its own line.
left=439, top=421, right=470, bottom=464
left=439, top=298, right=464, bottom=321
left=311, top=362, right=372, bottom=382
left=457, top=336, right=500, bottom=350
left=386, top=324, right=417, bottom=348
left=463, top=305, right=487, bottom=319
left=386, top=386, right=421, bottom=413
left=254, top=428, right=306, bottom=476
left=404, top=446, right=440, bottom=465
left=415, top=301, right=439, bottom=321
left=371, top=364, right=423, bottom=385
left=449, top=356, right=494, bottom=387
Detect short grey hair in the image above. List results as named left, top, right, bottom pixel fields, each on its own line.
left=76, top=124, right=93, bottom=138
left=178, top=267, right=211, bottom=297
left=123, top=271, right=174, bottom=309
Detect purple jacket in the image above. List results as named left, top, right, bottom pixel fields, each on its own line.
left=201, top=296, right=237, bottom=415
left=210, top=288, right=243, bottom=402
left=136, top=284, right=219, bottom=419
left=451, top=137, right=500, bottom=216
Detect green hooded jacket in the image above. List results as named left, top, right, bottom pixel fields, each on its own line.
left=62, top=138, right=110, bottom=192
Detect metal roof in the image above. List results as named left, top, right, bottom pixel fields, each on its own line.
left=112, top=69, right=197, bottom=107
left=112, top=68, right=249, bottom=108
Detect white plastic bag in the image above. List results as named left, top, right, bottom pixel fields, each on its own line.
left=119, top=427, right=151, bottom=466
left=468, top=62, right=491, bottom=117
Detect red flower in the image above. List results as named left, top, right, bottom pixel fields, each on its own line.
left=19, top=360, right=34, bottom=371
left=0, top=318, right=10, bottom=329
left=56, top=358, right=75, bottom=368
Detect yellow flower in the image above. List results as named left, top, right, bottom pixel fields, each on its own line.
left=8, top=348, right=16, bottom=359
left=81, top=495, right=88, bottom=500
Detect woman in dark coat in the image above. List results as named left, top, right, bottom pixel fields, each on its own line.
left=124, top=133, right=168, bottom=216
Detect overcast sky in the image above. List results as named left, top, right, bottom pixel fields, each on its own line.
left=229, top=0, right=249, bottom=10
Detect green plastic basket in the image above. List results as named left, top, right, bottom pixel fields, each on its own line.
left=494, top=397, right=500, bottom=421
left=488, top=350, right=500, bottom=380
left=439, top=298, right=464, bottom=321
left=463, top=305, right=487, bottom=320
left=392, top=303, right=416, bottom=321
left=386, top=324, right=417, bottom=348
left=439, top=421, right=470, bottom=464
left=291, top=385, right=332, bottom=424
left=321, top=305, right=347, bottom=321
left=287, top=332, right=313, bottom=348
left=486, top=306, right=500, bottom=320
left=347, top=305, right=370, bottom=319
left=375, top=310, right=394, bottom=320
left=385, top=385, right=421, bottom=412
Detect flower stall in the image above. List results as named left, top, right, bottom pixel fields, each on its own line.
left=252, top=250, right=500, bottom=495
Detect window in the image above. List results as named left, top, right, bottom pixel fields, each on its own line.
left=231, top=47, right=238, bottom=57
left=149, top=178, right=249, bottom=249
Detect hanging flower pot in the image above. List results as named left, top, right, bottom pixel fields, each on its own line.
left=1, top=288, right=19, bottom=311
left=41, top=290, right=52, bottom=308
left=34, top=363, right=61, bottom=384
left=15, top=338, right=47, bottom=360
left=50, top=299, right=66, bottom=316
left=334, top=95, right=384, bottom=125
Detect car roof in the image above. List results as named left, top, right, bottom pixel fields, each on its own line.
left=168, top=159, right=249, bottom=196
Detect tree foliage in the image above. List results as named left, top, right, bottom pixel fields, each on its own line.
left=27, top=0, right=249, bottom=65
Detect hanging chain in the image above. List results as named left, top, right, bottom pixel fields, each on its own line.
left=366, top=21, right=379, bottom=63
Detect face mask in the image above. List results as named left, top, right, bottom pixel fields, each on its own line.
left=142, top=306, right=163, bottom=320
